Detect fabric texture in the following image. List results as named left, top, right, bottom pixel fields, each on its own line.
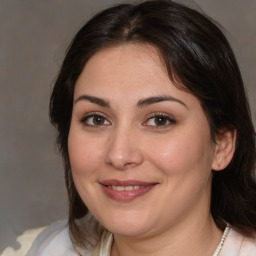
left=2, top=220, right=256, bottom=256
left=1, top=227, right=46, bottom=256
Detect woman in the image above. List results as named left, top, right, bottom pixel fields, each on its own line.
left=2, top=0, right=256, bottom=255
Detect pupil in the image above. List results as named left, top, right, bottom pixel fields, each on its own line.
left=156, top=117, right=166, bottom=126
left=93, top=116, right=103, bottom=125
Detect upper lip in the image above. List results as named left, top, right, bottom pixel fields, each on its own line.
left=99, top=179, right=158, bottom=186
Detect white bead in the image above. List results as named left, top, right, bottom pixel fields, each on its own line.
left=213, top=224, right=230, bottom=256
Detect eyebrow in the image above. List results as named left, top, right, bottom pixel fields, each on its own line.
left=74, top=95, right=110, bottom=107
left=137, top=95, right=188, bottom=109
left=74, top=94, right=187, bottom=109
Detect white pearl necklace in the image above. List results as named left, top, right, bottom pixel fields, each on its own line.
left=113, top=224, right=231, bottom=256
left=212, top=224, right=230, bottom=256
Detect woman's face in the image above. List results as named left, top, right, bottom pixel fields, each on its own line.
left=68, top=44, right=218, bottom=238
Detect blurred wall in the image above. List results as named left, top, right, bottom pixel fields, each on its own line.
left=0, top=0, right=255, bottom=252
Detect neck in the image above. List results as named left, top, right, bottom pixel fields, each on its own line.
left=110, top=178, right=222, bottom=256
left=111, top=215, right=222, bottom=256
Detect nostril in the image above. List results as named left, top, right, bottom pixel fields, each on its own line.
left=104, top=135, right=144, bottom=170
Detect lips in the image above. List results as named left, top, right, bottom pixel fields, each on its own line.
left=99, top=179, right=157, bottom=202
left=109, top=185, right=141, bottom=191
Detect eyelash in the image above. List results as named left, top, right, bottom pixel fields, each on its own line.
left=80, top=112, right=176, bottom=128
left=143, top=113, right=176, bottom=128
left=80, top=112, right=111, bottom=127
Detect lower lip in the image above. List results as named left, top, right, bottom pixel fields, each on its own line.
left=101, top=185, right=155, bottom=202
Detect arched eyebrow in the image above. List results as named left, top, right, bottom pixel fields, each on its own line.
left=74, top=94, right=187, bottom=109
left=137, top=96, right=188, bottom=109
left=74, top=95, right=110, bottom=107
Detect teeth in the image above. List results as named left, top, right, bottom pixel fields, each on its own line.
left=110, top=185, right=141, bottom=191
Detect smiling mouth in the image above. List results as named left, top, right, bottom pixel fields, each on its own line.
left=99, top=180, right=158, bottom=202
left=107, top=185, right=143, bottom=191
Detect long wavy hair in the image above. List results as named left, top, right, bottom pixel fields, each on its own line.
left=49, top=0, right=256, bottom=249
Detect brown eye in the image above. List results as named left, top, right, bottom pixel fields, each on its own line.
left=143, top=114, right=176, bottom=128
left=82, top=114, right=111, bottom=126
left=93, top=115, right=105, bottom=125
left=154, top=116, right=168, bottom=126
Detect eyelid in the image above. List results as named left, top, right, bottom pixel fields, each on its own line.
left=80, top=112, right=111, bottom=126
left=143, top=112, right=176, bottom=128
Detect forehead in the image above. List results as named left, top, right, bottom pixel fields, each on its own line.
left=77, top=43, right=166, bottom=85
left=74, top=43, right=196, bottom=107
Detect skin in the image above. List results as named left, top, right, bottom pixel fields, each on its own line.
left=68, top=44, right=235, bottom=255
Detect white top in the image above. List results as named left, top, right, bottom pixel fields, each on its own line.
left=2, top=220, right=256, bottom=256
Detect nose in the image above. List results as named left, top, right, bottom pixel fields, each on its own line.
left=104, top=126, right=144, bottom=170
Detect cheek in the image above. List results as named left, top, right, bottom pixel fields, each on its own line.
left=68, top=129, right=104, bottom=177
left=145, top=126, right=213, bottom=177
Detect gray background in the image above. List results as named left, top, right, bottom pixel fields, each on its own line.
left=0, top=0, right=255, bottom=252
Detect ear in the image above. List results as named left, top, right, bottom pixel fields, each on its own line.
left=211, top=129, right=236, bottom=171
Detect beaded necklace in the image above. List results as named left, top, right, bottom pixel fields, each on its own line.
left=115, top=225, right=230, bottom=256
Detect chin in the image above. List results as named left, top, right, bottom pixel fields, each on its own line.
left=106, top=223, right=149, bottom=237
left=97, top=211, right=154, bottom=237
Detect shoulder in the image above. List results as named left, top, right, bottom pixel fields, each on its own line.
left=26, top=219, right=75, bottom=256
left=240, top=233, right=256, bottom=256
left=1, top=226, right=46, bottom=256
left=26, top=219, right=94, bottom=256
left=1, top=220, right=93, bottom=256
left=221, top=227, right=256, bottom=256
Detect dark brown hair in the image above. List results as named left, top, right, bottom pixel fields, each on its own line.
left=49, top=0, right=256, bottom=249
